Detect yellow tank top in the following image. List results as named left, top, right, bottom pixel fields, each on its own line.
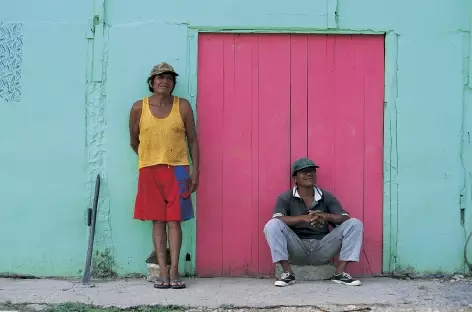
left=138, top=96, right=190, bottom=169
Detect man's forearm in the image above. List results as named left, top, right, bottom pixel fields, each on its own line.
left=189, top=141, right=199, bottom=173
left=327, top=214, right=350, bottom=225
left=131, top=142, right=139, bottom=155
left=277, top=215, right=307, bottom=226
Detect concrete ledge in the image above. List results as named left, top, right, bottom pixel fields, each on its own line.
left=275, top=264, right=336, bottom=281
left=148, top=263, right=336, bottom=282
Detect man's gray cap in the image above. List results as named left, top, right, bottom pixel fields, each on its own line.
left=291, top=158, right=319, bottom=176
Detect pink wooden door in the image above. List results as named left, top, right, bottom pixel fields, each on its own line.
left=196, top=33, right=384, bottom=277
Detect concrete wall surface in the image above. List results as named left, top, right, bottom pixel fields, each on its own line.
left=0, top=0, right=471, bottom=276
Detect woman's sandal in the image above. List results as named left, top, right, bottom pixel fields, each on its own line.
left=170, top=280, right=186, bottom=289
left=153, top=278, right=170, bottom=289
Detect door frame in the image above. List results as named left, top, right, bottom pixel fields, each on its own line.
left=185, top=26, right=399, bottom=274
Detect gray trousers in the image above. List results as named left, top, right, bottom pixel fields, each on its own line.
left=263, top=218, right=363, bottom=265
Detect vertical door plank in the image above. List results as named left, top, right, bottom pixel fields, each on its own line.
left=333, top=35, right=366, bottom=276
left=307, top=35, right=336, bottom=192
left=196, top=34, right=226, bottom=277
left=290, top=34, right=308, bottom=182
left=222, top=34, right=254, bottom=276
left=248, top=35, right=261, bottom=276
left=221, top=34, right=236, bottom=276
left=362, top=35, right=385, bottom=275
left=257, top=34, right=291, bottom=275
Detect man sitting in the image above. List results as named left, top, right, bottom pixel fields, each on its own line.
left=263, top=158, right=363, bottom=287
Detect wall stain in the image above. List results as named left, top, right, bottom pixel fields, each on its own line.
left=0, top=22, right=23, bottom=102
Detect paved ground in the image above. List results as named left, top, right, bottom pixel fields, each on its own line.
left=1, top=277, right=472, bottom=312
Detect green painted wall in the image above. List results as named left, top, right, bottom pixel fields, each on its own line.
left=0, top=1, right=90, bottom=276
left=0, top=0, right=471, bottom=276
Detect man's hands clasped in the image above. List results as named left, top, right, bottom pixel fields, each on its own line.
left=302, top=211, right=331, bottom=226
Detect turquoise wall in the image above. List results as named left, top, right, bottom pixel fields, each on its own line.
left=0, top=0, right=471, bottom=276
left=0, top=1, right=90, bottom=276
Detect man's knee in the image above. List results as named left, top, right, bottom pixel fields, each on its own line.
left=344, top=218, right=363, bottom=232
left=263, top=218, right=285, bottom=235
left=153, top=221, right=167, bottom=230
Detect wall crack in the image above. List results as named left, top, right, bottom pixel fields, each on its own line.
left=85, top=0, right=115, bottom=276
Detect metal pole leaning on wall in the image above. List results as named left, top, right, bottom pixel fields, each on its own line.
left=83, top=174, right=101, bottom=285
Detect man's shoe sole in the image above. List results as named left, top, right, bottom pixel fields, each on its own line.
left=332, top=280, right=361, bottom=286
left=274, top=280, right=296, bottom=287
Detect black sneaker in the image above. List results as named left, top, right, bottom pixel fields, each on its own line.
left=331, top=272, right=361, bottom=286
left=274, top=272, right=296, bottom=287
